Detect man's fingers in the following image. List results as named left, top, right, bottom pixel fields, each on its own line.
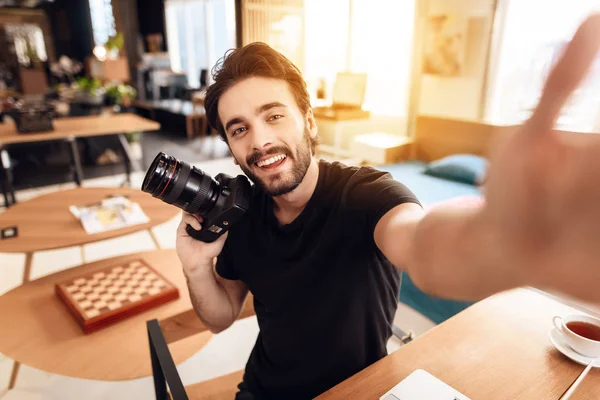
left=530, top=14, right=600, bottom=131
left=179, top=213, right=202, bottom=232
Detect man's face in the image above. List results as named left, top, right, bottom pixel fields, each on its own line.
left=218, top=77, right=317, bottom=197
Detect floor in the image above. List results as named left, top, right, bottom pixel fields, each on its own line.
left=0, top=157, right=436, bottom=400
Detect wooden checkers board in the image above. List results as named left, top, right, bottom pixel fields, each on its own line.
left=55, top=259, right=179, bottom=334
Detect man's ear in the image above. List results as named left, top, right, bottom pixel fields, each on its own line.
left=305, top=108, right=318, bottom=139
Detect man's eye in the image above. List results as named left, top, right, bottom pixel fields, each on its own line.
left=268, top=114, right=283, bottom=121
left=232, top=126, right=247, bottom=136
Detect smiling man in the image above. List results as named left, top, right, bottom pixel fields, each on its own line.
left=176, top=16, right=600, bottom=400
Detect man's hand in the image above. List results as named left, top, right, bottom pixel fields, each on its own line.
left=175, top=212, right=248, bottom=334
left=477, top=14, right=600, bottom=302
left=176, top=212, right=228, bottom=274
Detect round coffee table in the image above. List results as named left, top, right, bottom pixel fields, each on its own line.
left=0, top=187, right=179, bottom=283
left=0, top=250, right=212, bottom=384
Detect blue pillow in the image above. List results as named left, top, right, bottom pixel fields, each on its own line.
left=424, top=154, right=488, bottom=185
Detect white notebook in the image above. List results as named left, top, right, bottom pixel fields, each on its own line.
left=70, top=196, right=150, bottom=235
left=380, top=369, right=471, bottom=400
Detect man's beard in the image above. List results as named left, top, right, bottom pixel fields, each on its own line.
left=239, top=128, right=312, bottom=197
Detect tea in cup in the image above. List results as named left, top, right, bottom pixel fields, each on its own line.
left=553, top=314, right=600, bottom=358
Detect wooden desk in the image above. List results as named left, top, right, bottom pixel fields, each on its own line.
left=0, top=113, right=159, bottom=145
left=318, top=289, right=600, bottom=399
left=0, top=113, right=160, bottom=207
left=0, top=187, right=179, bottom=282
left=0, top=250, right=211, bottom=386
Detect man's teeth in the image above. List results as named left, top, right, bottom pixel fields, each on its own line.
left=257, top=154, right=286, bottom=167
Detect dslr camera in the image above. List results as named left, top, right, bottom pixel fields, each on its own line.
left=141, top=152, right=252, bottom=242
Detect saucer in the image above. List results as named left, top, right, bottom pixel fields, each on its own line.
left=548, top=328, right=600, bottom=367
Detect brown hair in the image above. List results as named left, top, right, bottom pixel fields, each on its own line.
left=204, top=42, right=317, bottom=153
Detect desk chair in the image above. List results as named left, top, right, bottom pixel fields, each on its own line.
left=185, top=95, right=208, bottom=140
left=147, top=294, right=256, bottom=399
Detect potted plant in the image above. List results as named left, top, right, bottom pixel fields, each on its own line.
left=74, top=77, right=105, bottom=105
left=105, top=83, right=136, bottom=108
left=105, top=33, right=124, bottom=60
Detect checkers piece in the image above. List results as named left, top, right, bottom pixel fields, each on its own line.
left=55, top=258, right=179, bottom=334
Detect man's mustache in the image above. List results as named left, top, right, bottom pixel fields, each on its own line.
left=247, top=146, right=292, bottom=166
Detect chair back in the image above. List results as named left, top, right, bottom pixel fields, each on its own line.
left=147, top=293, right=256, bottom=399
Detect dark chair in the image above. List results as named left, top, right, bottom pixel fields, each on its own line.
left=147, top=293, right=256, bottom=399
left=199, top=69, right=208, bottom=87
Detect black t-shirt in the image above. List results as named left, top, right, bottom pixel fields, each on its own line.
left=216, top=159, right=421, bottom=399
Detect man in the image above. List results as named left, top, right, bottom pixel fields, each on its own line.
left=176, top=15, right=600, bottom=399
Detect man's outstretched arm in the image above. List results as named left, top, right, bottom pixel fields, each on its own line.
left=374, top=201, right=515, bottom=301
left=375, top=14, right=600, bottom=304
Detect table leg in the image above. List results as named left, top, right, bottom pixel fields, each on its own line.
left=80, top=246, right=86, bottom=264
left=66, top=137, right=84, bottom=186
left=148, top=229, right=161, bottom=249
left=391, top=324, right=413, bottom=346
left=8, top=360, right=20, bottom=389
left=0, top=170, right=10, bottom=208
left=186, top=116, right=193, bottom=139
left=117, top=134, right=142, bottom=186
left=22, top=252, right=33, bottom=284
left=0, top=147, right=16, bottom=207
left=9, top=252, right=33, bottom=388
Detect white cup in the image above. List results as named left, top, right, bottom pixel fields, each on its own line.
left=553, top=314, right=600, bottom=358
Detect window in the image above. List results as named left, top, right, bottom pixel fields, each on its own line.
left=165, top=0, right=236, bottom=87
left=5, top=24, right=48, bottom=65
left=303, top=0, right=416, bottom=117
left=347, top=0, right=415, bottom=117
left=89, top=0, right=116, bottom=46
left=240, top=0, right=416, bottom=117
left=486, top=0, right=600, bottom=131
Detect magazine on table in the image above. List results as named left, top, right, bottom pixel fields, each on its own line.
left=69, top=195, right=150, bottom=234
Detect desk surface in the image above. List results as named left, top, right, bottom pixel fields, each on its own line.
left=318, top=289, right=600, bottom=399
left=0, top=113, right=160, bottom=145
left=0, top=187, right=179, bottom=253
left=313, top=107, right=370, bottom=122
left=0, top=250, right=211, bottom=381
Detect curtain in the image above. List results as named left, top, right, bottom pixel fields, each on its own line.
left=165, top=0, right=236, bottom=87
left=240, top=0, right=305, bottom=71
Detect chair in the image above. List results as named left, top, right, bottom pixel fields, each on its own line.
left=147, top=293, right=256, bottom=399
left=185, top=92, right=210, bottom=140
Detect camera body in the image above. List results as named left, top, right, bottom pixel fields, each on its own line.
left=185, top=173, right=252, bottom=242
left=141, top=152, right=252, bottom=243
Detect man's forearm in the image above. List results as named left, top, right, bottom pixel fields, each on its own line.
left=406, top=204, right=520, bottom=301
left=183, top=261, right=238, bottom=333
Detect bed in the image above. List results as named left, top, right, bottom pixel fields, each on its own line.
left=378, top=160, right=481, bottom=324
left=377, top=115, right=518, bottom=324
left=379, top=160, right=481, bottom=205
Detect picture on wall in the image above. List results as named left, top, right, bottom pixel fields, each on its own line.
left=422, top=14, right=467, bottom=77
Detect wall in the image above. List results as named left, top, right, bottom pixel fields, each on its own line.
left=136, top=0, right=166, bottom=52
left=113, top=0, right=141, bottom=84
left=42, top=0, right=94, bottom=62
left=416, top=0, right=496, bottom=121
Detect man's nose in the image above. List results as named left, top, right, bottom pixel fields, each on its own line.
left=251, top=124, right=275, bottom=150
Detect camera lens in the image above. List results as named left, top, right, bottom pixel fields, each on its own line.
left=141, top=152, right=219, bottom=217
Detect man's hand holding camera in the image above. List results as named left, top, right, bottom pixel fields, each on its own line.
left=176, top=212, right=228, bottom=276
left=174, top=212, right=248, bottom=335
